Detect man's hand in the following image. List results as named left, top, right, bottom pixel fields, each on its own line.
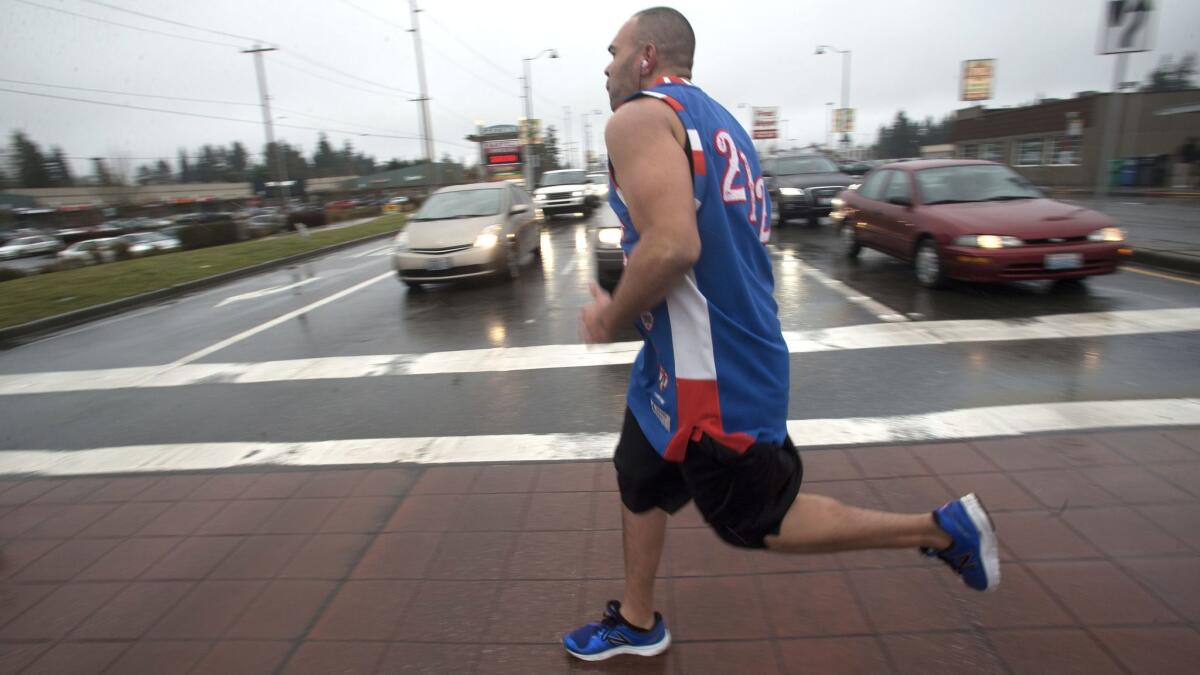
left=579, top=283, right=616, bottom=344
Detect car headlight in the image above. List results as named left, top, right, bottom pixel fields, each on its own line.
left=394, top=230, right=409, bottom=250
left=572, top=191, right=584, bottom=197
left=474, top=224, right=501, bottom=249
left=535, top=193, right=547, bottom=201
left=597, top=227, right=622, bottom=247
left=779, top=187, right=805, bottom=196
left=1088, top=226, right=1124, bottom=242
left=954, top=234, right=1024, bottom=249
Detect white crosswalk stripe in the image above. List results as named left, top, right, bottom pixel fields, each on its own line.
left=3, top=398, right=1197, bottom=477
left=1, top=307, right=1196, bottom=396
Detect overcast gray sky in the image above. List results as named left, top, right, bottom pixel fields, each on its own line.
left=2, top=0, right=1197, bottom=177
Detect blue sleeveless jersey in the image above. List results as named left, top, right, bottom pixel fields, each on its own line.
left=609, top=77, right=789, bottom=461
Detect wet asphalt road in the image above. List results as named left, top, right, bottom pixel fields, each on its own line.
left=1, top=211, right=1198, bottom=458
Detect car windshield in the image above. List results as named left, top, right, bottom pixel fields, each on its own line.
left=413, top=189, right=503, bottom=220
left=539, top=171, right=587, bottom=187
left=916, top=165, right=1043, bottom=204
left=587, top=173, right=608, bottom=184
left=771, top=157, right=840, bottom=174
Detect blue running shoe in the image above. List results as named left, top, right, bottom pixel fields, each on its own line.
left=563, top=600, right=671, bottom=661
left=925, top=493, right=1000, bottom=592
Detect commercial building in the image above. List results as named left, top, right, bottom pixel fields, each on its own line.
left=341, top=163, right=464, bottom=195
left=951, top=89, right=1200, bottom=188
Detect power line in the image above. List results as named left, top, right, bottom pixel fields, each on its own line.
left=276, top=52, right=415, bottom=96
left=269, top=58, right=416, bottom=102
left=56, top=1, right=413, bottom=97
left=0, top=77, right=258, bottom=107
left=424, top=13, right=516, bottom=81
left=0, top=76, right=411, bottom=136
left=334, top=0, right=406, bottom=31
left=78, top=0, right=261, bottom=43
left=423, top=41, right=517, bottom=101
left=19, top=0, right=463, bottom=127
left=13, top=0, right=240, bottom=49
left=0, top=86, right=476, bottom=147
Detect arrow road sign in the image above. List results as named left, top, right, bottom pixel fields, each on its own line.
left=1099, top=0, right=1155, bottom=54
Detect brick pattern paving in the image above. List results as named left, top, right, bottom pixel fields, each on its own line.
left=1, top=428, right=1198, bottom=674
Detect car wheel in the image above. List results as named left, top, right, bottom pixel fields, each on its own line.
left=840, top=224, right=862, bottom=259
left=914, top=238, right=946, bottom=288
left=505, top=244, right=521, bottom=281
left=807, top=215, right=821, bottom=227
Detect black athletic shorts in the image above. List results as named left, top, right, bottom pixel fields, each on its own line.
left=613, top=408, right=804, bottom=549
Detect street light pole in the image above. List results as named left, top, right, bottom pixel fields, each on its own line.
left=816, top=45, right=853, bottom=151
left=243, top=44, right=288, bottom=212
left=521, top=48, right=558, bottom=189
left=582, top=109, right=602, bottom=171
left=825, top=101, right=834, bottom=150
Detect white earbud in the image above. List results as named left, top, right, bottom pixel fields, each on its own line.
left=641, top=59, right=648, bottom=70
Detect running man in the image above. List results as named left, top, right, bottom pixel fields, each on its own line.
left=567, top=7, right=999, bottom=662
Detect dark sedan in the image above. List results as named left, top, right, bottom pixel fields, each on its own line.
left=763, top=154, right=856, bottom=226
left=591, top=204, right=625, bottom=292
left=833, top=160, right=1127, bottom=288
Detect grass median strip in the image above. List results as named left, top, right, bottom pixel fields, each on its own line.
left=0, top=214, right=405, bottom=330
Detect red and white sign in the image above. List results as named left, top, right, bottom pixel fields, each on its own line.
left=752, top=106, right=778, bottom=140
left=483, top=139, right=521, bottom=154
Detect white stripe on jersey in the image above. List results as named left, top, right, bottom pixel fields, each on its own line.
left=665, top=270, right=717, bottom=380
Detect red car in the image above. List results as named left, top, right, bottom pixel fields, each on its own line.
left=832, top=160, right=1127, bottom=287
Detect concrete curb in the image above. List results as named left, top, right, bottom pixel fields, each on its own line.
left=1129, top=248, right=1200, bottom=277
left=0, top=228, right=398, bottom=347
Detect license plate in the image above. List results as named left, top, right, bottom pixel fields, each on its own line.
left=1045, top=253, right=1083, bottom=270
left=817, top=197, right=832, bottom=206
left=426, top=257, right=451, bottom=271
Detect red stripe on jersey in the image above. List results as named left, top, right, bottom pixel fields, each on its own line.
left=663, top=378, right=755, bottom=462
left=658, top=94, right=685, bottom=112
left=692, top=149, right=707, bottom=176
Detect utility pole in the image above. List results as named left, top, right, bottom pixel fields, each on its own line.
left=522, top=62, right=535, bottom=188
left=563, top=106, right=573, bottom=169
left=243, top=44, right=289, bottom=213
left=408, top=0, right=437, bottom=192
left=1095, top=53, right=1129, bottom=199
left=582, top=112, right=592, bottom=172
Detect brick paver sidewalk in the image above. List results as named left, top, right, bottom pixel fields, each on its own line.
left=2, top=428, right=1199, bottom=674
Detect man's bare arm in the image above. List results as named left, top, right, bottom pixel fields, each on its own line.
left=597, top=97, right=700, bottom=334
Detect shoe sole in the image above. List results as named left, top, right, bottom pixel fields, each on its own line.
left=961, top=492, right=1001, bottom=592
left=564, top=630, right=672, bottom=661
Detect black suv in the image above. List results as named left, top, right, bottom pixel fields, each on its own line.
left=763, top=154, right=855, bottom=226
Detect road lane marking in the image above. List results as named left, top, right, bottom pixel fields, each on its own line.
left=1, top=307, right=1197, bottom=396
left=167, top=271, right=393, bottom=369
left=2, top=398, right=1196, bottom=476
left=352, top=245, right=393, bottom=258
left=1125, top=265, right=1200, bottom=287
left=790, top=256, right=909, bottom=322
left=215, top=277, right=321, bottom=307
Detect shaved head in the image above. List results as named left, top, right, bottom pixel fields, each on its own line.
left=633, top=7, right=695, bottom=77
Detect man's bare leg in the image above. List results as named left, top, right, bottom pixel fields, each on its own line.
left=765, top=493, right=951, bottom=553
left=619, top=505, right=667, bottom=629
